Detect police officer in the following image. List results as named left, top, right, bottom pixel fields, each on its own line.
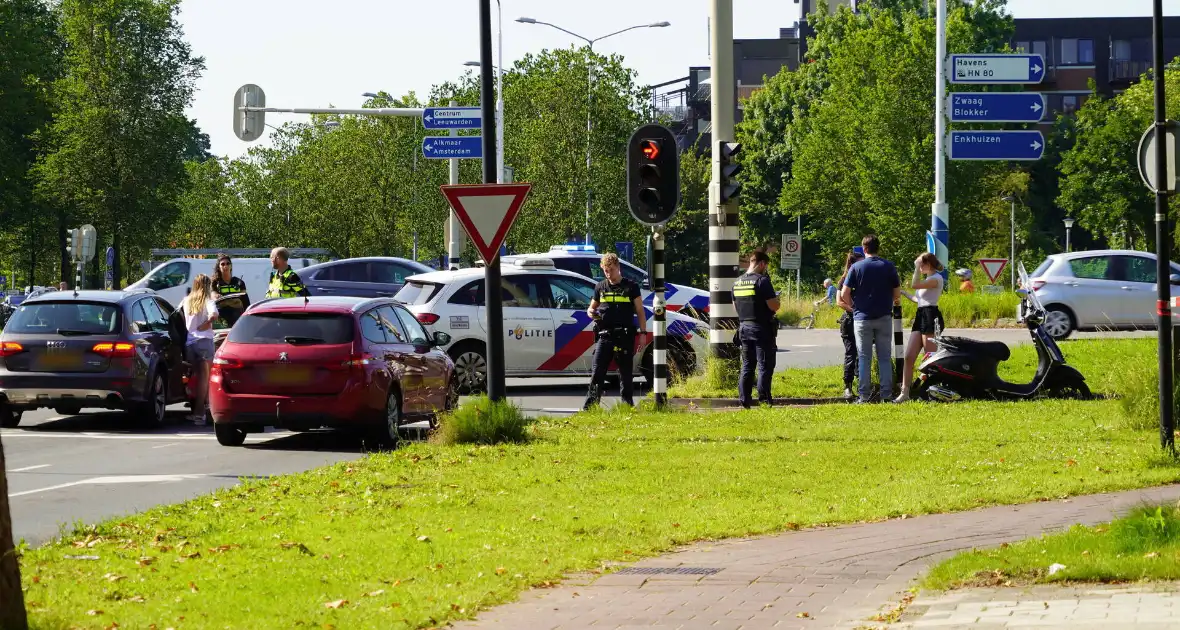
left=583, top=252, right=647, bottom=410
left=732, top=250, right=781, bottom=408
left=266, top=247, right=310, bottom=298
left=212, top=254, right=248, bottom=297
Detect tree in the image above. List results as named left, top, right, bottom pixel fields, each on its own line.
left=0, top=434, right=27, bottom=630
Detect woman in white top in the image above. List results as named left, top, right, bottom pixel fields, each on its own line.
left=183, top=274, right=219, bottom=425
left=894, top=253, right=945, bottom=402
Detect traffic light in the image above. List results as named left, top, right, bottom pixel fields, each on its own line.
left=718, top=141, right=742, bottom=203
left=65, top=229, right=80, bottom=262
left=627, top=124, right=680, bottom=226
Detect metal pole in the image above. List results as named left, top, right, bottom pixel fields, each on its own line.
left=651, top=230, right=668, bottom=408
left=930, top=0, right=949, bottom=272
left=1153, top=0, right=1175, bottom=452
left=496, top=0, right=505, bottom=184
left=709, top=0, right=739, bottom=359
left=413, top=231, right=419, bottom=261
left=893, top=303, right=903, bottom=398
left=1010, top=198, right=1016, bottom=288
left=796, top=214, right=802, bottom=299
left=75, top=261, right=82, bottom=291
left=585, top=43, right=594, bottom=244
left=447, top=99, right=462, bottom=270
left=1066, top=226, right=1072, bottom=253
left=480, top=0, right=506, bottom=403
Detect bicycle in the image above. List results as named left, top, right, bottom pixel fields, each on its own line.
left=797, top=301, right=822, bottom=330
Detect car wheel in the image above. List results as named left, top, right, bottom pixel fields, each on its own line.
left=134, top=372, right=168, bottom=427
left=0, top=403, right=21, bottom=429
left=448, top=342, right=487, bottom=394
left=1043, top=306, right=1075, bottom=340
left=214, top=422, right=246, bottom=447
left=380, top=389, right=403, bottom=447
left=53, top=404, right=82, bottom=416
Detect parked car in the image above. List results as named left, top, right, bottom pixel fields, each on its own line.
left=129, top=256, right=319, bottom=308
left=395, top=258, right=710, bottom=393
left=208, top=296, right=455, bottom=447
left=300, top=257, right=434, bottom=299
left=0, top=289, right=187, bottom=427
left=1024, top=250, right=1180, bottom=339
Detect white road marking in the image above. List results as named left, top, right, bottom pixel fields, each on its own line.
left=539, top=408, right=581, bottom=413
left=9, top=464, right=52, bottom=473
left=10, top=473, right=209, bottom=498
left=151, top=443, right=179, bottom=449
left=791, top=344, right=821, bottom=348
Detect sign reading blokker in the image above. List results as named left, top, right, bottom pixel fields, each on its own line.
left=440, top=183, right=532, bottom=264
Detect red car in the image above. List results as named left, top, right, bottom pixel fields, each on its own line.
left=208, top=297, right=456, bottom=447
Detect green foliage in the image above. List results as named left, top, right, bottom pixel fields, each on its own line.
left=431, top=395, right=533, bottom=446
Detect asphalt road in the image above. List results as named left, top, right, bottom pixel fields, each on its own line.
left=3, top=327, right=1151, bottom=546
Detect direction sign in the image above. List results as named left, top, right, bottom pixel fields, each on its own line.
left=423, top=136, right=483, bottom=159
left=105, top=246, right=115, bottom=267
left=781, top=234, right=801, bottom=271
left=947, top=92, right=1045, bottom=123
left=615, top=241, right=634, bottom=263
left=1137, top=120, right=1180, bottom=193
left=978, top=258, right=1009, bottom=283
left=948, top=130, right=1045, bottom=161
left=949, top=54, right=1045, bottom=84
left=423, top=107, right=482, bottom=130
left=440, top=183, right=532, bottom=264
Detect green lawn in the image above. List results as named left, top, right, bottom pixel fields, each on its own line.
left=924, top=504, right=1180, bottom=589
left=17, top=344, right=1179, bottom=629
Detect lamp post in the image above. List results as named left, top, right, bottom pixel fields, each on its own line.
left=1002, top=194, right=1017, bottom=287
left=464, top=61, right=505, bottom=184
left=1063, top=217, right=1075, bottom=253
left=516, top=16, right=670, bottom=244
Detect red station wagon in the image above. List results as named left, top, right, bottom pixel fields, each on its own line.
left=208, top=297, right=455, bottom=446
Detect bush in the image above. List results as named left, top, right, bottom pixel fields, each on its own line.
left=430, top=395, right=533, bottom=445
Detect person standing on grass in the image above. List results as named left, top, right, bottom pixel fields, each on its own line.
left=835, top=250, right=865, bottom=400
left=732, top=250, right=780, bottom=408
left=838, top=235, right=901, bottom=404
left=183, top=274, right=218, bottom=426
left=819, top=278, right=836, bottom=306
left=894, top=253, right=946, bottom=403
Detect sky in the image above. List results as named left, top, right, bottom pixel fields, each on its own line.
left=180, top=0, right=1180, bottom=159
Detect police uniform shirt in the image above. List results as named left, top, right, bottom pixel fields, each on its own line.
left=593, top=277, right=641, bottom=329
left=733, top=272, right=777, bottom=326
left=267, top=268, right=308, bottom=298
left=212, top=276, right=247, bottom=296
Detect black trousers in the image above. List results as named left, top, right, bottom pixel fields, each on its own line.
left=738, top=323, right=777, bottom=406
left=584, top=328, right=636, bottom=407
left=839, top=314, right=858, bottom=387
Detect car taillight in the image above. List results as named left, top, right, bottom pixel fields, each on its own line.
left=91, top=342, right=135, bottom=358
left=212, top=357, right=243, bottom=369
left=0, top=342, right=23, bottom=357
left=342, top=353, right=375, bottom=370
left=416, top=312, right=440, bottom=325
left=1031, top=280, right=1046, bottom=291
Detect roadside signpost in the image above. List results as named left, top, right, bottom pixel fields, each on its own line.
left=947, top=92, right=1045, bottom=123
left=423, top=107, right=482, bottom=130
left=780, top=234, right=801, bottom=271
left=948, top=130, right=1045, bottom=161
left=440, top=183, right=532, bottom=267
left=1137, top=120, right=1180, bottom=193
left=422, top=136, right=484, bottom=159
left=978, top=258, right=1009, bottom=284
left=948, top=54, right=1045, bottom=84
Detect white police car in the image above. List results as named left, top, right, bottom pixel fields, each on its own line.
left=501, top=245, right=711, bottom=322
left=394, top=258, right=709, bottom=392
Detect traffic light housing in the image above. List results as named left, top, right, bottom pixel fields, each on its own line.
left=65, top=229, right=80, bottom=262
left=718, top=141, right=742, bottom=203
left=627, top=124, right=680, bottom=226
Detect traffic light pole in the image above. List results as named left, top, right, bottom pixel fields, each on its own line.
left=650, top=230, right=667, bottom=408
left=709, top=0, right=739, bottom=359
left=1152, top=0, right=1174, bottom=453
left=479, top=0, right=506, bottom=403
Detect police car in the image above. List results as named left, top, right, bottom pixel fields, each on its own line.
left=501, top=245, right=711, bottom=322
left=394, top=258, right=710, bottom=392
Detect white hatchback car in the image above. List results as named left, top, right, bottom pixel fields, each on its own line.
left=394, top=259, right=710, bottom=392
left=1026, top=250, right=1180, bottom=339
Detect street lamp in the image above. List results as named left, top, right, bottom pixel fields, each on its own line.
left=464, top=60, right=507, bottom=184
left=516, top=16, right=671, bottom=244
left=1063, top=217, right=1076, bottom=253
left=1002, top=194, right=1017, bottom=288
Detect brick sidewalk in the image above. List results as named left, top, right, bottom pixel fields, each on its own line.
left=899, top=584, right=1180, bottom=628
left=452, top=485, right=1180, bottom=630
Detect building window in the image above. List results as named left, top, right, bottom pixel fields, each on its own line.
left=1061, top=39, right=1078, bottom=65
left=1063, top=95, right=1078, bottom=113
left=1015, top=40, right=1029, bottom=53
left=1032, top=41, right=1047, bottom=59
left=1078, top=39, right=1094, bottom=64
left=1112, top=39, right=1132, bottom=60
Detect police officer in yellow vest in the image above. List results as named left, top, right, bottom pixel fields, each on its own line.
left=583, top=252, right=647, bottom=410
left=266, top=247, right=310, bottom=299
left=732, top=250, right=781, bottom=408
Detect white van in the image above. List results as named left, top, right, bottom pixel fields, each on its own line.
left=128, top=257, right=318, bottom=308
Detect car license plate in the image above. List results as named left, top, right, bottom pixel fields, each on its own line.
left=39, top=353, right=81, bottom=370
left=266, top=366, right=311, bottom=385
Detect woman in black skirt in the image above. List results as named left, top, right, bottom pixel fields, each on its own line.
left=894, top=252, right=945, bottom=402
left=835, top=250, right=864, bottom=400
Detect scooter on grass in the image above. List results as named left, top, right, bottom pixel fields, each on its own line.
left=912, top=262, right=1091, bottom=402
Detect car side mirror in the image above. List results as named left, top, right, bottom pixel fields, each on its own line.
left=641, top=279, right=651, bottom=290
left=432, top=331, right=451, bottom=347
left=1015, top=288, right=1029, bottom=297
left=1170, top=274, right=1180, bottom=286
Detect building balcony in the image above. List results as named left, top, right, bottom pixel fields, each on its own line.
left=1110, top=59, right=1150, bottom=82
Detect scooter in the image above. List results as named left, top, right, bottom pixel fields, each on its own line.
left=912, top=263, right=1090, bottom=402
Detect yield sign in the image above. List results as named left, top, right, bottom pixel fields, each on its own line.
left=978, top=258, right=1009, bottom=283
left=440, top=183, right=532, bottom=264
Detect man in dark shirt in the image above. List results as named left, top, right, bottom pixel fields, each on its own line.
left=837, top=235, right=901, bottom=403
left=583, top=252, right=647, bottom=410
left=732, top=250, right=781, bottom=408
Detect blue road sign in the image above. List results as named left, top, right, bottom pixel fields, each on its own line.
left=422, top=136, right=483, bottom=159
left=853, top=246, right=865, bottom=257
left=423, top=107, right=482, bottom=130
left=949, top=54, right=1045, bottom=85
left=615, top=241, right=634, bottom=262
left=948, top=130, right=1045, bottom=161
left=0, top=274, right=6, bottom=286
left=948, top=92, right=1046, bottom=123
left=105, top=246, right=115, bottom=267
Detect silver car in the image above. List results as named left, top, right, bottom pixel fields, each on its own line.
left=1025, top=250, right=1180, bottom=339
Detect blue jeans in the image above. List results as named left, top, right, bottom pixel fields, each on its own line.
left=853, top=316, right=892, bottom=402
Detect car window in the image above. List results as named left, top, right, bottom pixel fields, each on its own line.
left=503, top=276, right=547, bottom=308
left=5, top=302, right=121, bottom=335
left=1119, top=256, right=1157, bottom=284
left=393, top=306, right=430, bottom=345
left=547, top=276, right=594, bottom=310
left=228, top=313, right=356, bottom=344
left=140, top=298, right=169, bottom=331
left=1031, top=257, right=1054, bottom=278
left=131, top=301, right=150, bottom=332
left=620, top=262, right=647, bottom=284
left=316, top=262, right=365, bottom=282
left=360, top=309, right=388, bottom=343
left=1068, top=256, right=1112, bottom=280
left=553, top=258, right=602, bottom=280
left=377, top=306, right=409, bottom=343
left=449, top=280, right=484, bottom=306
left=146, top=261, right=190, bottom=291
left=154, top=297, right=175, bottom=316
left=394, top=281, right=442, bottom=305
left=371, top=262, right=413, bottom=285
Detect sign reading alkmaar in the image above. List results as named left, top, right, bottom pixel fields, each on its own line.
left=948, top=54, right=1045, bottom=84
left=422, top=136, right=483, bottom=159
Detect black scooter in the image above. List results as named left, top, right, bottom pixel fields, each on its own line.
left=912, top=264, right=1090, bottom=402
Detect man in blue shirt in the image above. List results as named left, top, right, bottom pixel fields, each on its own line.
left=837, top=235, right=901, bottom=403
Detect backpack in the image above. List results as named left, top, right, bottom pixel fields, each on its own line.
left=168, top=306, right=189, bottom=348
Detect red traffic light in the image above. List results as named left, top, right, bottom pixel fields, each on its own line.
left=640, top=139, right=660, bottom=160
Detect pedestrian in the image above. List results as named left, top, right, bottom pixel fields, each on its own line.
left=835, top=250, right=865, bottom=399
left=820, top=278, right=837, bottom=305
left=58, top=281, right=67, bottom=291
left=183, top=274, right=218, bottom=425
left=955, top=268, right=975, bottom=293
left=838, top=235, right=901, bottom=404
left=894, top=253, right=946, bottom=403
left=266, top=247, right=310, bottom=298
left=212, top=253, right=248, bottom=300
left=732, top=250, right=781, bottom=408
left=583, top=252, right=646, bottom=410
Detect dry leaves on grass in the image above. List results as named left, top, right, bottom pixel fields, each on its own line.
left=363, top=589, right=385, bottom=597
left=280, top=541, right=313, bottom=555
left=324, top=599, right=348, bottom=609
left=102, top=573, right=126, bottom=582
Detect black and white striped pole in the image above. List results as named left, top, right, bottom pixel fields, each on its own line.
left=893, top=303, right=904, bottom=393
left=650, top=230, right=668, bottom=408
left=710, top=0, right=741, bottom=359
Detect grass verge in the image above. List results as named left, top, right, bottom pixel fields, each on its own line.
left=430, top=396, right=532, bottom=446
left=18, top=366, right=1180, bottom=628
left=777, top=292, right=1021, bottom=329
left=924, top=503, right=1180, bottom=589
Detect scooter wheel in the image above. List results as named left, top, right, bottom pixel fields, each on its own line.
left=1045, top=381, right=1092, bottom=401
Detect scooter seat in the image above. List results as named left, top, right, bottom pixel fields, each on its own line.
left=939, top=336, right=1011, bottom=361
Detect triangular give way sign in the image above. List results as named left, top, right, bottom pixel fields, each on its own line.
left=440, top=183, right=532, bottom=264
left=978, top=258, right=1009, bottom=283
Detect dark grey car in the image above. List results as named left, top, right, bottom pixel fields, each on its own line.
left=0, top=289, right=186, bottom=427
left=301, top=257, right=434, bottom=299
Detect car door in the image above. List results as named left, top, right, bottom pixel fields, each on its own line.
left=542, top=275, right=597, bottom=373
left=1112, top=254, right=1159, bottom=326
left=357, top=307, right=395, bottom=413
left=371, top=305, right=424, bottom=414
left=479, top=276, right=556, bottom=374
left=127, top=299, right=164, bottom=394
left=391, top=305, right=449, bottom=413
left=307, top=262, right=376, bottom=298
left=370, top=262, right=417, bottom=297
left=141, top=297, right=184, bottom=400
left=1063, top=255, right=1125, bottom=328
